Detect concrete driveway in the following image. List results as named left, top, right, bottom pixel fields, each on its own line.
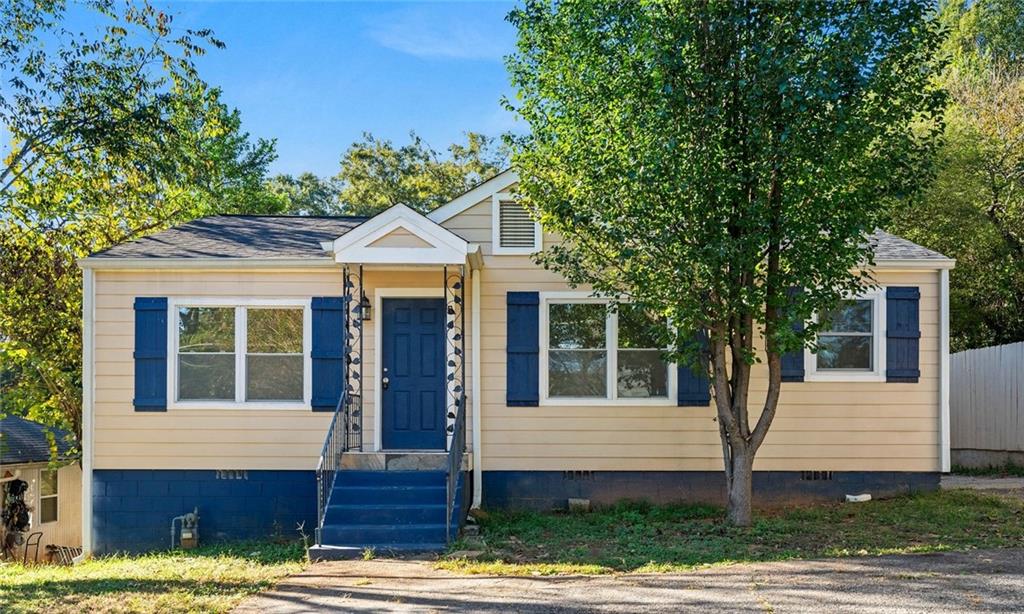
left=234, top=548, right=1024, bottom=613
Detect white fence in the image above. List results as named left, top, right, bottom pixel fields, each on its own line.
left=950, top=341, right=1024, bottom=466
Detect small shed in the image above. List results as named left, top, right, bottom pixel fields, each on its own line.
left=1, top=415, right=82, bottom=563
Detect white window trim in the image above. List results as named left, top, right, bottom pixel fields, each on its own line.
left=37, top=468, right=58, bottom=525
left=167, top=297, right=313, bottom=410
left=804, top=288, right=886, bottom=382
left=539, top=291, right=676, bottom=406
left=491, top=192, right=542, bottom=256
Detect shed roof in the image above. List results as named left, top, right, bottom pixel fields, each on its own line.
left=0, top=415, right=75, bottom=465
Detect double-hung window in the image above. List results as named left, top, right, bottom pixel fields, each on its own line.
left=805, top=289, right=885, bottom=381
left=172, top=300, right=310, bottom=408
left=38, top=469, right=58, bottom=524
left=543, top=296, right=672, bottom=404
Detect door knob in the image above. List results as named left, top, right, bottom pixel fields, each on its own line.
left=382, top=367, right=390, bottom=390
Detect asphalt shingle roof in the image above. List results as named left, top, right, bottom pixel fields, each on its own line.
left=0, top=415, right=75, bottom=465
left=86, top=215, right=949, bottom=262
left=91, top=215, right=368, bottom=259
left=870, top=230, right=949, bottom=261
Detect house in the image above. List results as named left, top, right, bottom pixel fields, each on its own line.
left=0, top=415, right=82, bottom=563
left=77, top=169, right=954, bottom=557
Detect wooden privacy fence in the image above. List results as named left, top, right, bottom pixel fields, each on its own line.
left=950, top=341, right=1024, bottom=467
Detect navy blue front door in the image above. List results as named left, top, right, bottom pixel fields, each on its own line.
left=381, top=298, right=446, bottom=450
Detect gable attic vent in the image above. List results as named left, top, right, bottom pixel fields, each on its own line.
left=498, top=200, right=537, bottom=249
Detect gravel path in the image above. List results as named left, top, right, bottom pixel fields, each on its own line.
left=942, top=474, right=1024, bottom=499
left=234, top=548, right=1024, bottom=613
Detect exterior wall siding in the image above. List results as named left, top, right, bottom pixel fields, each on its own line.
left=92, top=469, right=315, bottom=554
left=89, top=198, right=942, bottom=478
left=92, top=268, right=471, bottom=469
left=441, top=198, right=943, bottom=474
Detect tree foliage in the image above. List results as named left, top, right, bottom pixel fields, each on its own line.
left=890, top=0, right=1024, bottom=351
left=265, top=173, right=343, bottom=216
left=0, top=0, right=278, bottom=445
left=507, top=0, right=944, bottom=524
left=336, top=131, right=507, bottom=215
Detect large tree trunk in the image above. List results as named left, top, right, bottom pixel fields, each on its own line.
left=727, top=447, right=754, bottom=526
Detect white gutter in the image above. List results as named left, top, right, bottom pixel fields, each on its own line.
left=471, top=267, right=483, bottom=509
left=76, top=268, right=95, bottom=562
left=872, top=258, right=956, bottom=270
left=940, top=268, right=951, bottom=473
left=78, top=257, right=336, bottom=270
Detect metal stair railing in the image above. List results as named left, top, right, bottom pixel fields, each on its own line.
left=445, top=390, right=468, bottom=543
left=315, top=389, right=349, bottom=546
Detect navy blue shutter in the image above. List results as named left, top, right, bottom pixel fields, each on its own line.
left=311, top=297, right=346, bottom=411
left=677, top=330, right=711, bottom=406
left=781, top=287, right=805, bottom=382
left=886, top=287, right=921, bottom=383
left=133, top=297, right=167, bottom=411
left=506, top=292, right=540, bottom=406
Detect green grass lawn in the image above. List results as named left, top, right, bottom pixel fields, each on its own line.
left=439, top=489, right=1024, bottom=576
left=0, top=541, right=306, bottom=614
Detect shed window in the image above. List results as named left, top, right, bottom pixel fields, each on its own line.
left=173, top=302, right=308, bottom=406
left=39, top=469, right=58, bottom=524
left=545, top=299, right=670, bottom=402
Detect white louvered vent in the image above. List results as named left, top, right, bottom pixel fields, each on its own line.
left=498, top=200, right=537, bottom=249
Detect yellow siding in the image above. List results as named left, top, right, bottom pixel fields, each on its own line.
left=367, top=227, right=433, bottom=248
left=93, top=268, right=473, bottom=470
left=440, top=205, right=942, bottom=473
left=90, top=204, right=942, bottom=474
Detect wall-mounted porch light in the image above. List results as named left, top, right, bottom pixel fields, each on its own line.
left=359, top=293, right=372, bottom=321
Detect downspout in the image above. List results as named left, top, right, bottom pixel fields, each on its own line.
left=940, top=268, right=951, bottom=473
left=76, top=267, right=95, bottom=562
left=471, top=266, right=483, bottom=508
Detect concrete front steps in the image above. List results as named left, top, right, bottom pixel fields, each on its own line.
left=309, top=469, right=463, bottom=560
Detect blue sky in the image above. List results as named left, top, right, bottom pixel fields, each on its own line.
left=127, top=1, right=520, bottom=176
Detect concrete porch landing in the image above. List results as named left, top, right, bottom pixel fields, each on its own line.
left=340, top=452, right=471, bottom=472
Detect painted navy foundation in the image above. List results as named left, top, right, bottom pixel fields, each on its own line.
left=92, top=469, right=315, bottom=555
left=482, top=471, right=940, bottom=510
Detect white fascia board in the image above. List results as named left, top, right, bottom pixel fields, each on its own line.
left=427, top=169, right=519, bottom=223
left=331, top=203, right=471, bottom=264
left=78, top=257, right=336, bottom=270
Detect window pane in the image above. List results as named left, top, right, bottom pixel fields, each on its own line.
left=817, top=336, right=872, bottom=370
left=178, top=354, right=235, bottom=400
left=617, top=350, right=669, bottom=398
left=821, top=300, right=872, bottom=333
left=40, top=496, right=57, bottom=523
left=549, top=303, right=606, bottom=349
left=246, top=355, right=304, bottom=401
left=179, top=307, right=234, bottom=352
left=549, top=350, right=607, bottom=397
left=618, top=306, right=664, bottom=349
left=247, top=309, right=303, bottom=353
left=40, top=470, right=58, bottom=497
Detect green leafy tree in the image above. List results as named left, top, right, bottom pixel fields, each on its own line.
left=507, top=0, right=944, bottom=525
left=337, top=131, right=507, bottom=215
left=890, top=0, right=1024, bottom=350
left=0, top=0, right=278, bottom=445
left=265, top=173, right=343, bottom=216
